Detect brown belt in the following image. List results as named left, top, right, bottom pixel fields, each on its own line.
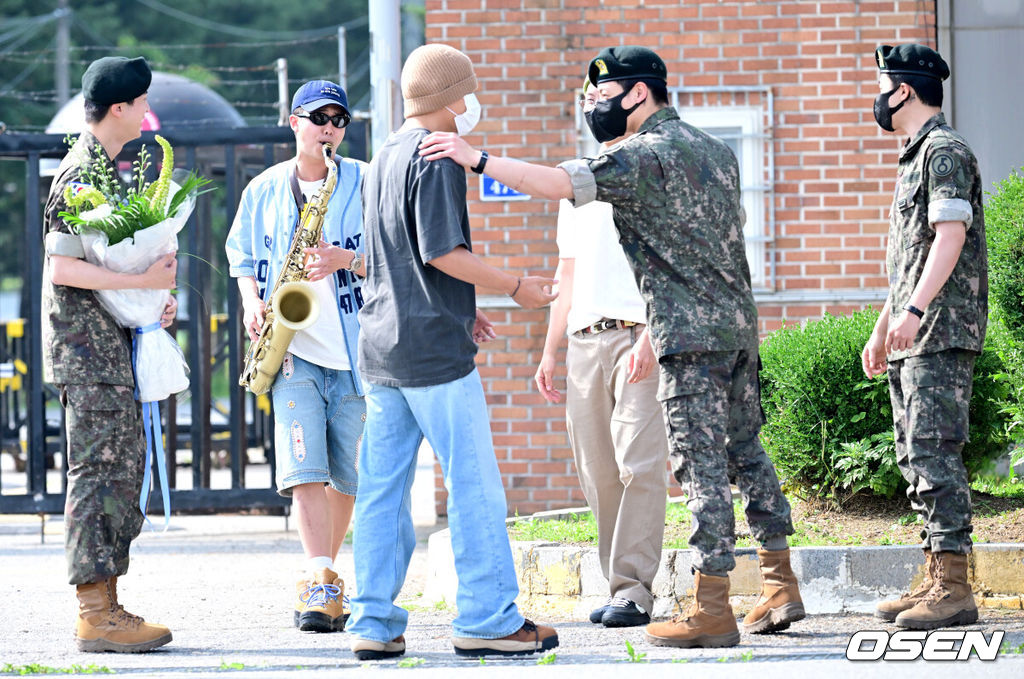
left=574, top=318, right=638, bottom=337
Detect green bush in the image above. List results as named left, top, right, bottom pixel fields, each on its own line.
left=984, top=170, right=1024, bottom=444
left=759, top=308, right=1010, bottom=500
left=985, top=170, right=1024, bottom=345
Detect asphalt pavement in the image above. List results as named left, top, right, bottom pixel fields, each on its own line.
left=2, top=512, right=1023, bottom=678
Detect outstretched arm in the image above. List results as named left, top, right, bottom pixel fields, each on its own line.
left=418, top=132, right=574, bottom=201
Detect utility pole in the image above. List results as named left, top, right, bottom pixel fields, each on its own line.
left=276, top=58, right=289, bottom=126
left=369, top=0, right=401, bottom=156
left=338, top=26, right=347, bottom=94
left=55, top=0, right=71, bottom=107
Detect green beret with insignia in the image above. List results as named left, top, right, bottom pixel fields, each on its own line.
left=588, top=46, right=667, bottom=86
left=81, top=56, right=152, bottom=106
left=875, top=44, right=949, bottom=81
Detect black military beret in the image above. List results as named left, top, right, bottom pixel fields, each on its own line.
left=875, top=44, right=949, bottom=81
left=588, top=46, right=667, bottom=86
left=81, top=56, right=152, bottom=106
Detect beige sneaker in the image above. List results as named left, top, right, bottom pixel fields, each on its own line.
left=352, top=635, right=406, bottom=661
left=452, top=619, right=559, bottom=657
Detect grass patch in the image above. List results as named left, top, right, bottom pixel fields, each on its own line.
left=509, top=482, right=1024, bottom=548
left=970, top=473, right=1024, bottom=499
left=1, top=665, right=112, bottom=675
left=509, top=511, right=598, bottom=543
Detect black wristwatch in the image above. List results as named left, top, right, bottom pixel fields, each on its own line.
left=903, top=304, right=925, bottom=319
left=471, top=150, right=489, bottom=174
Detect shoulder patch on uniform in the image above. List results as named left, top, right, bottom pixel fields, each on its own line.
left=929, top=151, right=956, bottom=178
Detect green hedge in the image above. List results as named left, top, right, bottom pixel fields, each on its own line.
left=985, top=170, right=1024, bottom=446
left=759, top=308, right=1009, bottom=500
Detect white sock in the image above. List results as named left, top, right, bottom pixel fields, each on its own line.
left=307, top=556, right=334, bottom=576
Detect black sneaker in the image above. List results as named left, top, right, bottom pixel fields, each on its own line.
left=601, top=597, right=650, bottom=628
left=589, top=597, right=613, bottom=624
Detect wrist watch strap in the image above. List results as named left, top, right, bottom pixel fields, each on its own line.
left=471, top=150, right=489, bottom=174
left=903, top=304, right=924, bottom=319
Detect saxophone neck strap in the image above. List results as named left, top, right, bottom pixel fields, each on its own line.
left=289, top=163, right=306, bottom=218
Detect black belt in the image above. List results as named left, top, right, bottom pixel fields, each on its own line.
left=574, top=319, right=638, bottom=337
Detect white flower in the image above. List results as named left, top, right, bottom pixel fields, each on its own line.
left=79, top=203, right=113, bottom=223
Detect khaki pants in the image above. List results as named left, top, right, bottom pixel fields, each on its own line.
left=565, top=325, right=669, bottom=612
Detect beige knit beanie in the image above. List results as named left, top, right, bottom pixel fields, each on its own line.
left=401, top=43, right=478, bottom=117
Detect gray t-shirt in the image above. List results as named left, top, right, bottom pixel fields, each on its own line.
left=357, top=127, right=477, bottom=387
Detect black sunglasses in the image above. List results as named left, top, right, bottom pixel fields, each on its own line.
left=295, top=110, right=351, bottom=129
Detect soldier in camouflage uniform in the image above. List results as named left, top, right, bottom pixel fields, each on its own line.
left=419, top=46, right=803, bottom=649
left=862, top=44, right=986, bottom=631
left=42, top=56, right=178, bottom=652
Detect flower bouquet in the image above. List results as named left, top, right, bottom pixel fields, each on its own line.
left=59, top=135, right=211, bottom=402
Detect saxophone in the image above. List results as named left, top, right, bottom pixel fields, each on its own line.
left=239, top=142, right=337, bottom=394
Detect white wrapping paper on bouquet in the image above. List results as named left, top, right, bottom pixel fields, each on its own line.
left=78, top=188, right=193, bottom=402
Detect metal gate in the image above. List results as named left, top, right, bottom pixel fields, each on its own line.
left=0, top=126, right=327, bottom=515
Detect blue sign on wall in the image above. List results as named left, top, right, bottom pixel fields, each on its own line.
left=479, top=174, right=531, bottom=202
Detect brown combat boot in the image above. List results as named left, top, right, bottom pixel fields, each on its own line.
left=645, top=572, right=740, bottom=648
left=895, top=551, right=978, bottom=630
left=743, top=548, right=806, bottom=633
left=75, top=580, right=172, bottom=653
left=875, top=549, right=935, bottom=622
left=297, top=568, right=348, bottom=632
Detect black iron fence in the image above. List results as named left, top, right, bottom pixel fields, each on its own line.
left=0, top=126, right=313, bottom=515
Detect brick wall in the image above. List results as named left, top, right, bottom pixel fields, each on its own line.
left=425, top=0, right=937, bottom=516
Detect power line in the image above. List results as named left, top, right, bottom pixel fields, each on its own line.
left=135, top=0, right=367, bottom=39
left=0, top=38, right=54, bottom=96
left=0, top=32, right=338, bottom=58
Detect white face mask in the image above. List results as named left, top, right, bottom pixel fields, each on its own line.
left=446, top=93, right=481, bottom=136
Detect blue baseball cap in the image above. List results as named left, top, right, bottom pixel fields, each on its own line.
left=291, top=80, right=349, bottom=114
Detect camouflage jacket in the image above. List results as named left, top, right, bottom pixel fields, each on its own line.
left=559, top=106, right=759, bottom=357
left=885, top=113, right=988, bottom=361
left=41, top=132, right=134, bottom=386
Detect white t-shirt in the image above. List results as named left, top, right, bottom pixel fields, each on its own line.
left=555, top=199, right=647, bottom=335
left=285, top=178, right=350, bottom=371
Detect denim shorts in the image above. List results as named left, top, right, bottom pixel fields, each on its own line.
left=271, top=353, right=364, bottom=497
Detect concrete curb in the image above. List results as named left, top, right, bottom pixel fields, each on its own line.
left=424, top=528, right=1024, bottom=619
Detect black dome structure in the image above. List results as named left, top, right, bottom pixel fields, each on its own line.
left=46, top=72, right=246, bottom=134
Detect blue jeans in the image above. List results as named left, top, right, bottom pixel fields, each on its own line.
left=348, top=369, right=524, bottom=641
left=271, top=353, right=364, bottom=497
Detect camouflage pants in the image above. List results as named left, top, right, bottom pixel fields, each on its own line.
left=659, top=349, right=793, bottom=574
left=887, top=349, right=975, bottom=555
left=60, top=383, right=146, bottom=585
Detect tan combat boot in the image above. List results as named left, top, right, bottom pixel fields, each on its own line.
left=875, top=549, right=934, bottom=622
left=297, top=568, right=348, bottom=632
left=75, top=580, right=172, bottom=653
left=895, top=551, right=978, bottom=630
left=743, top=548, right=806, bottom=633
left=645, top=572, right=740, bottom=648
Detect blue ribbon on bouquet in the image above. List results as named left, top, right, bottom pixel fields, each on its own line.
left=133, top=322, right=171, bottom=531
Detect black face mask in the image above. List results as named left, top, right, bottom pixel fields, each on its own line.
left=873, top=86, right=908, bottom=132
left=585, top=90, right=642, bottom=143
